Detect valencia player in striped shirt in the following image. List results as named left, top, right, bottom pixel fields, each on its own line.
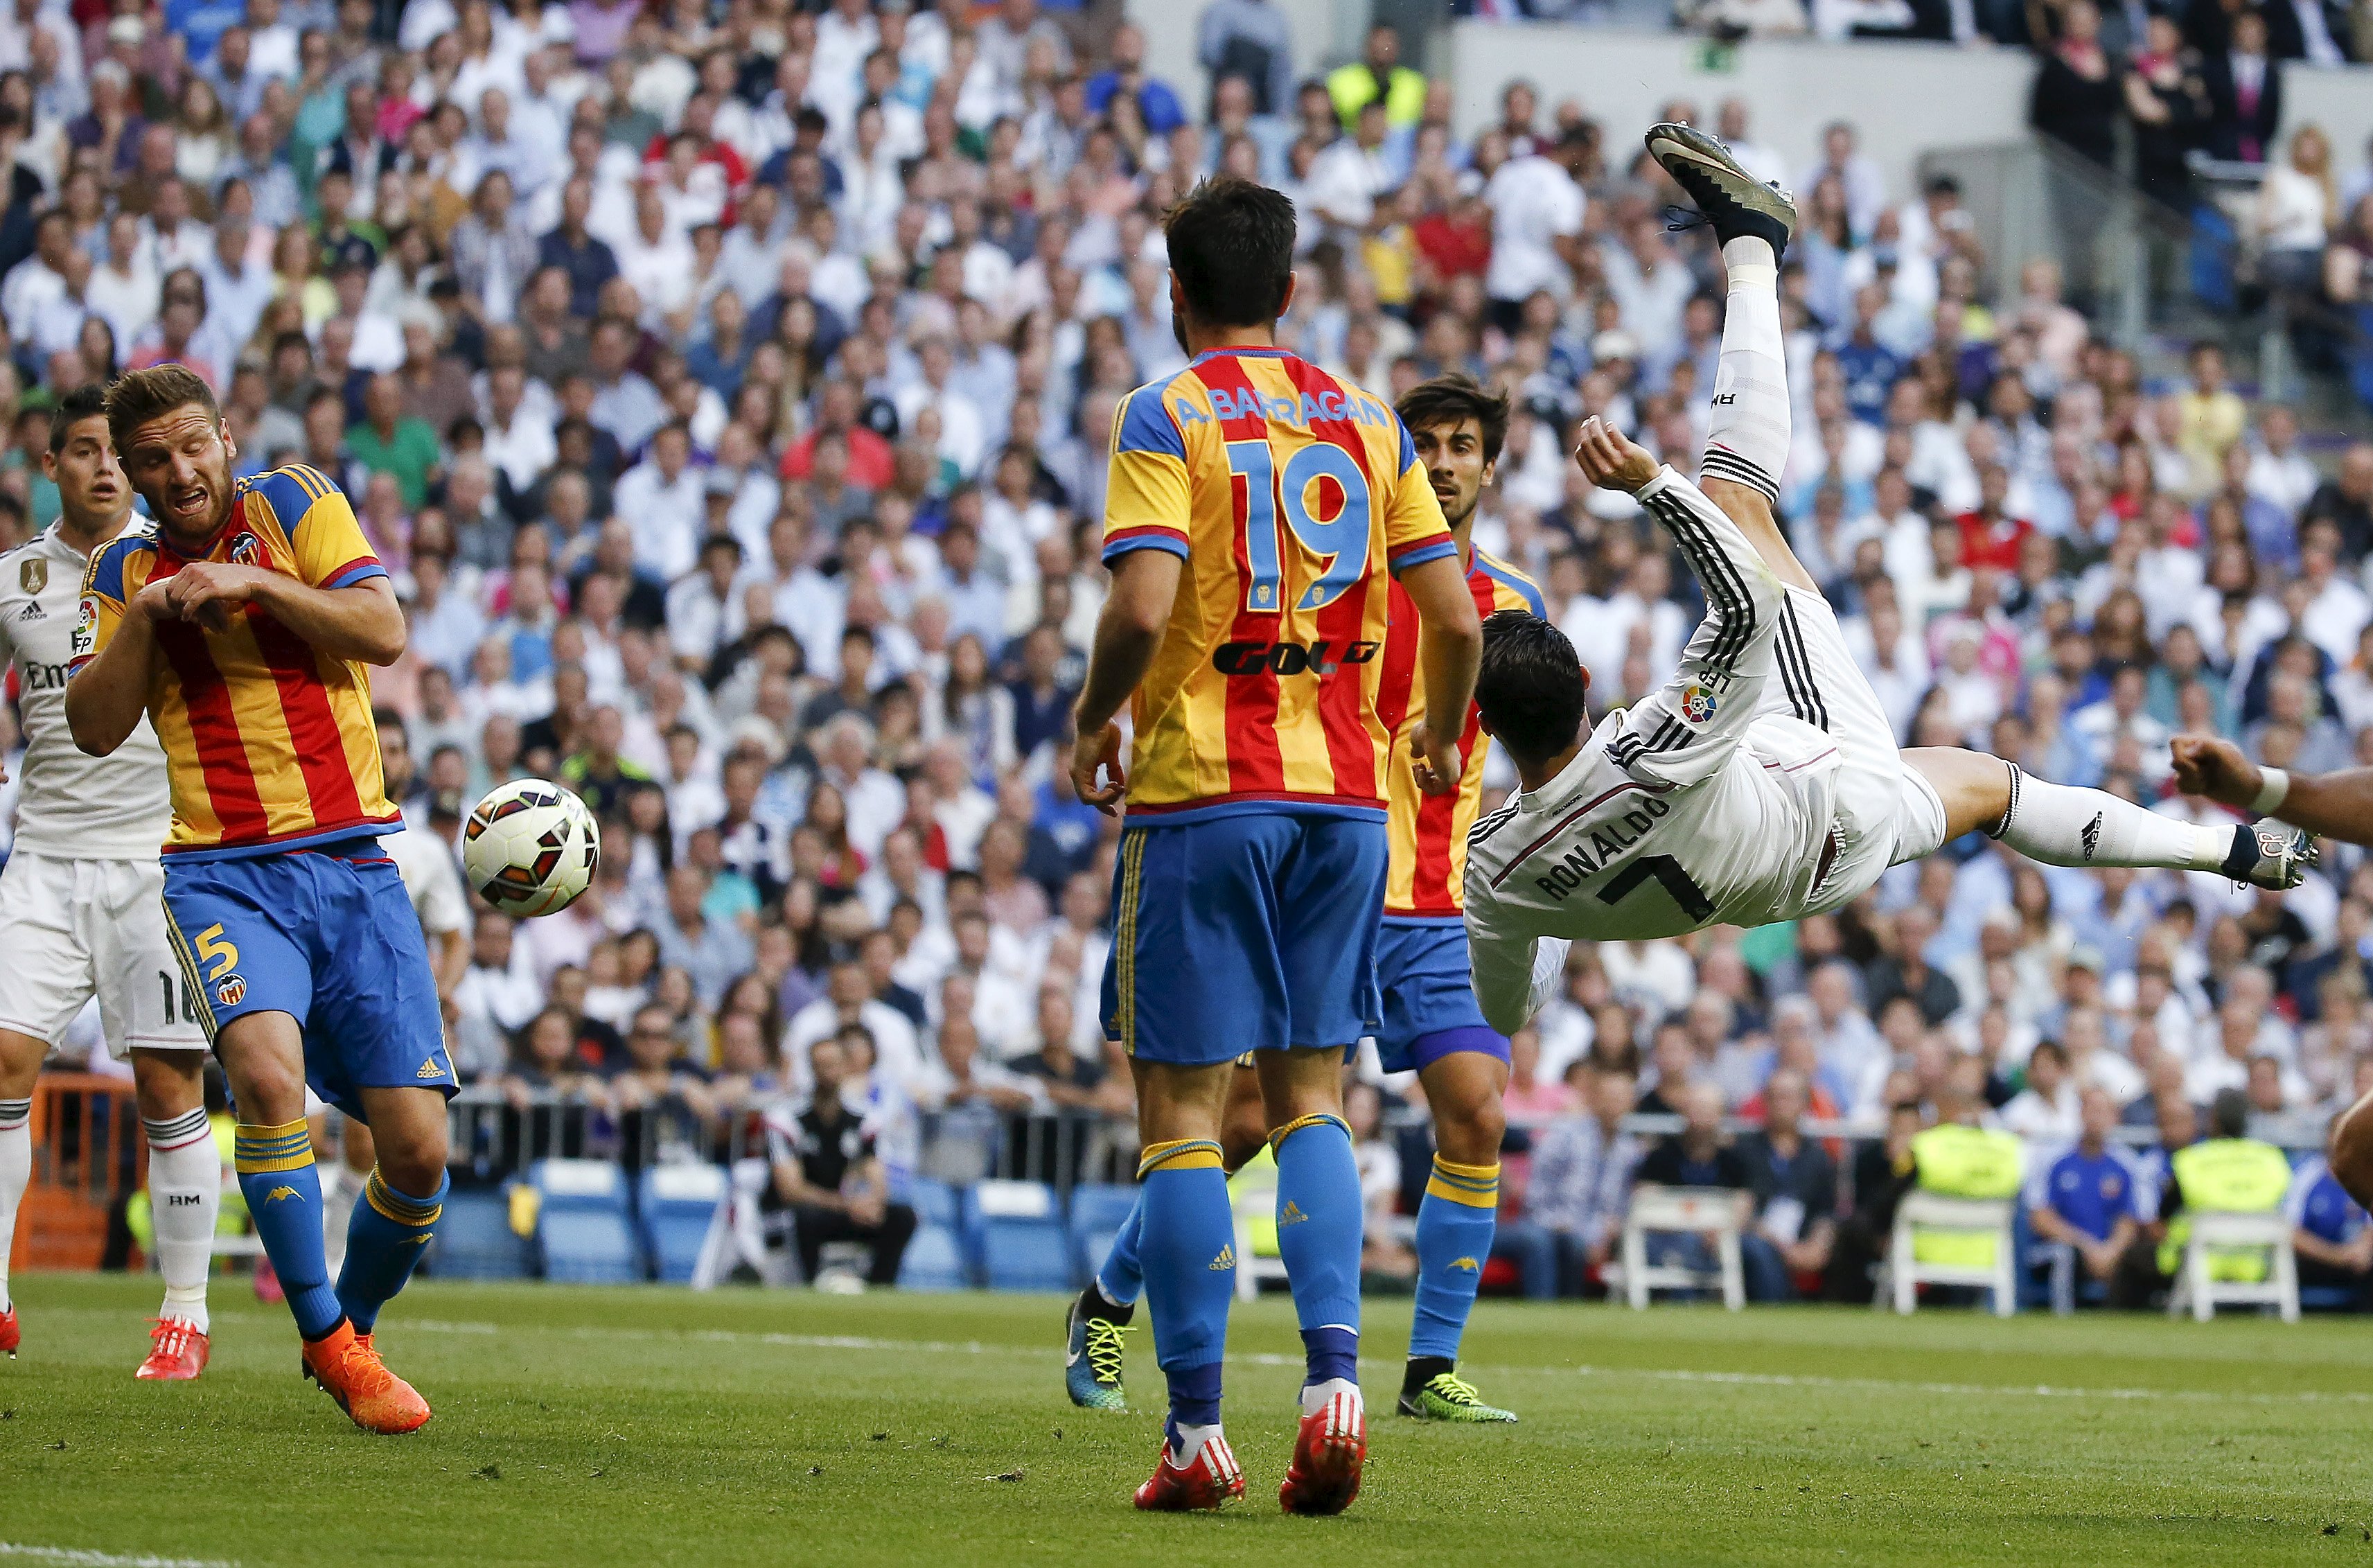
left=1066, top=377, right=1542, bottom=1432
left=1066, top=177, right=1482, bottom=1515
left=67, top=364, right=450, bottom=1434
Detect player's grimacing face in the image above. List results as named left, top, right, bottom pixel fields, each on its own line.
left=44, top=414, right=127, bottom=524
left=1411, top=416, right=1494, bottom=529
left=123, top=405, right=239, bottom=543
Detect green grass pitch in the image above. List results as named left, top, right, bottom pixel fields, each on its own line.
left=8, top=1273, right=2373, bottom=1565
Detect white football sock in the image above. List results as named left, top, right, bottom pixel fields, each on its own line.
left=143, top=1109, right=220, bottom=1334
left=1702, top=236, right=1790, bottom=500
left=0, top=1099, right=28, bottom=1314
left=1167, top=1420, right=1224, bottom=1468
left=1992, top=766, right=2232, bottom=872
left=1298, top=1375, right=1364, bottom=1420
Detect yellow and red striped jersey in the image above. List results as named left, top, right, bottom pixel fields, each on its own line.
left=73, top=464, right=400, bottom=860
left=1376, top=549, right=1545, bottom=918
left=1101, top=347, right=1455, bottom=820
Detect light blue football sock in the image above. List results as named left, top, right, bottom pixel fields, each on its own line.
left=1137, top=1140, right=1235, bottom=1428
left=1272, top=1113, right=1362, bottom=1386
left=1411, top=1156, right=1500, bottom=1362
left=233, top=1118, right=344, bottom=1340
left=337, top=1167, right=446, bottom=1334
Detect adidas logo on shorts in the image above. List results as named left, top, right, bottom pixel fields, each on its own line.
left=1209, top=1244, right=1235, bottom=1271
left=415, top=1059, right=445, bottom=1080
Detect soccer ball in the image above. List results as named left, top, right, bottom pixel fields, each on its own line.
left=462, top=779, right=599, bottom=917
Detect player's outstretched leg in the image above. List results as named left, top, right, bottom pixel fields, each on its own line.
left=1907, top=750, right=2316, bottom=890
left=1402, top=1043, right=1517, bottom=1424
left=1068, top=1065, right=1263, bottom=1413
left=1261, top=1050, right=1368, bottom=1516
left=1067, top=1199, right=1140, bottom=1412
left=1647, top=121, right=1812, bottom=593
left=0, top=1075, right=28, bottom=1359
left=1133, top=1127, right=1245, bottom=1511
left=133, top=1050, right=219, bottom=1381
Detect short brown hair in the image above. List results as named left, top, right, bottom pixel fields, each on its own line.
left=103, top=364, right=219, bottom=459
left=1396, top=373, right=1512, bottom=465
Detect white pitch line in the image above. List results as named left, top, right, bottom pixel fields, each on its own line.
left=0, top=1545, right=238, bottom=1568
left=389, top=1317, right=2373, bottom=1407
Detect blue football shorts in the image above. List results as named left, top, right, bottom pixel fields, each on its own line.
left=1373, top=919, right=1508, bottom=1075
left=1102, top=809, right=1387, bottom=1067
left=161, top=838, right=454, bottom=1118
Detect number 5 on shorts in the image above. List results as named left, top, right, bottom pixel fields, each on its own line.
left=195, top=924, right=241, bottom=983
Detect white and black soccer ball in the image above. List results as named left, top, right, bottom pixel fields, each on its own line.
left=461, top=778, right=599, bottom=918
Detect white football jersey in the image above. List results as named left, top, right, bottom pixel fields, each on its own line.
left=0, top=524, right=172, bottom=861
left=1464, top=468, right=1845, bottom=1034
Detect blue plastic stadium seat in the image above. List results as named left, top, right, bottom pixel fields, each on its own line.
left=1068, top=1183, right=1138, bottom=1286
left=531, top=1158, right=644, bottom=1283
left=909, top=1178, right=960, bottom=1229
left=899, top=1224, right=969, bottom=1291
left=636, top=1163, right=728, bottom=1285
left=425, top=1186, right=531, bottom=1280
left=982, top=1219, right=1075, bottom=1292
left=961, top=1179, right=1073, bottom=1292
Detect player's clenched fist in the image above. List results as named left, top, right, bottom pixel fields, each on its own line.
left=1571, top=416, right=1659, bottom=495
left=1409, top=719, right=1461, bottom=797
left=1072, top=719, right=1127, bottom=816
left=2170, top=734, right=2261, bottom=810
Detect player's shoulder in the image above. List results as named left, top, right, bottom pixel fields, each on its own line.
left=1472, top=548, right=1549, bottom=617
left=245, top=463, right=349, bottom=529
left=84, top=518, right=161, bottom=597
left=1112, top=370, right=1201, bottom=460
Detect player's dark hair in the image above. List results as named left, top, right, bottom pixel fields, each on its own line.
left=1161, top=175, right=1296, bottom=331
left=1395, top=373, right=1512, bottom=465
left=48, top=382, right=107, bottom=452
left=1475, top=609, right=1589, bottom=771
left=2209, top=1086, right=2250, bottom=1139
left=103, top=363, right=220, bottom=459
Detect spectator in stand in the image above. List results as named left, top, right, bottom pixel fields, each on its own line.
left=764, top=1034, right=917, bottom=1286
left=1737, top=1070, right=1840, bottom=1302
left=2024, top=1084, right=2148, bottom=1306
left=1528, top=1060, right=1643, bottom=1296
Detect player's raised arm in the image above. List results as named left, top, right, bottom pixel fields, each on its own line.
left=1573, top=416, right=1787, bottom=786
left=1466, top=899, right=1571, bottom=1037
left=2172, top=735, right=2373, bottom=843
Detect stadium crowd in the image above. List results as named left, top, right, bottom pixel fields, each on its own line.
left=3, top=0, right=2373, bottom=1303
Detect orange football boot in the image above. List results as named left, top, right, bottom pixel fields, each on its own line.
left=302, top=1320, right=431, bottom=1434
left=0, top=1302, right=18, bottom=1358
left=134, top=1316, right=210, bottom=1380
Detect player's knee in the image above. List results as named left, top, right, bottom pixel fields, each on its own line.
left=128, top=1051, right=204, bottom=1122
left=1436, top=1093, right=1506, bottom=1168
left=370, top=1124, right=450, bottom=1195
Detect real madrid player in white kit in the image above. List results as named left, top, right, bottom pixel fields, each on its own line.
left=1463, top=127, right=2316, bottom=1035
left=0, top=385, right=220, bottom=1376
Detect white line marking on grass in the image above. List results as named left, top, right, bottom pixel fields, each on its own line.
left=389, top=1318, right=2373, bottom=1407
left=0, top=1545, right=239, bottom=1568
